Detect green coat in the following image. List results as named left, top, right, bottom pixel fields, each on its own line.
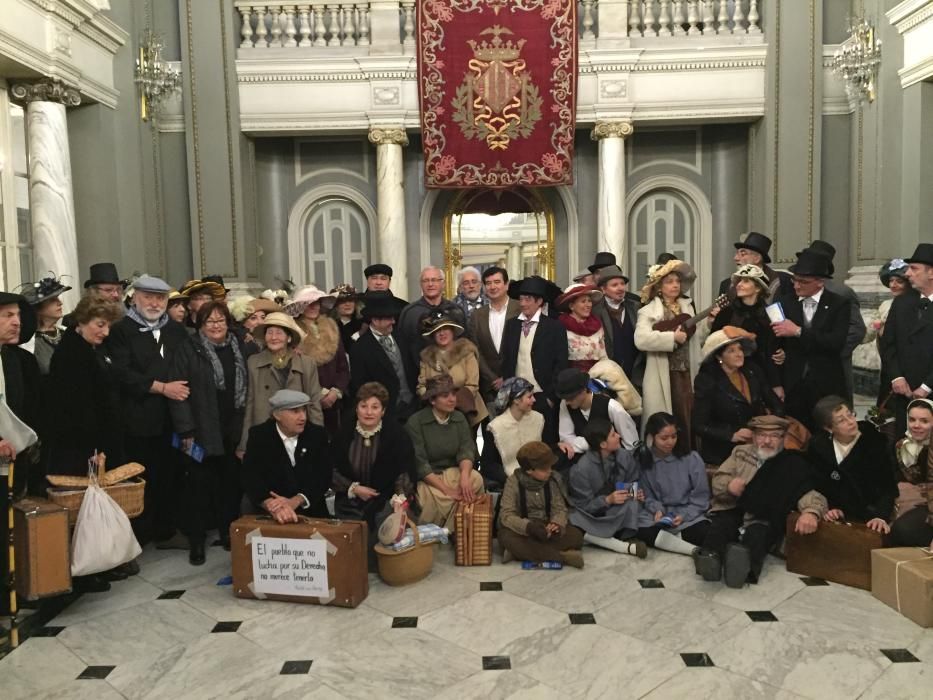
left=405, top=407, right=477, bottom=480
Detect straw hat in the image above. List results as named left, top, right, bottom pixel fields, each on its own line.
left=284, top=285, right=336, bottom=317
left=701, top=326, right=757, bottom=363
left=731, top=264, right=770, bottom=293
left=254, top=311, right=306, bottom=346
left=555, top=284, right=602, bottom=312
left=639, top=259, right=696, bottom=303
left=179, top=279, right=226, bottom=300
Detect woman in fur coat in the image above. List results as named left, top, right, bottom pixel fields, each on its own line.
left=286, top=285, right=350, bottom=433
left=416, top=311, right=488, bottom=426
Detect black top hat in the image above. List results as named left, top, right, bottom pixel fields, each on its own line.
left=203, top=275, right=229, bottom=292
left=360, top=290, right=405, bottom=320
left=84, top=262, right=127, bottom=289
left=20, top=275, right=72, bottom=306
left=906, top=243, right=933, bottom=268
left=364, top=263, right=393, bottom=278
left=588, top=252, right=617, bottom=274
left=733, top=232, right=773, bottom=264
left=788, top=250, right=833, bottom=279
left=797, top=241, right=837, bottom=276
left=0, top=292, right=37, bottom=345
left=508, top=276, right=561, bottom=303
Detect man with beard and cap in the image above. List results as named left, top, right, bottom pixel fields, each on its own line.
left=717, top=232, right=794, bottom=302
left=108, top=275, right=192, bottom=548
left=771, top=250, right=852, bottom=431
left=349, top=290, right=413, bottom=422
left=796, top=240, right=865, bottom=402
left=452, top=266, right=488, bottom=321
left=0, top=291, right=40, bottom=613
left=500, top=275, right=568, bottom=442
left=693, top=415, right=827, bottom=588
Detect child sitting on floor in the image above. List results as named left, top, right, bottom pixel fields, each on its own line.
left=497, top=442, right=584, bottom=568
left=568, top=418, right=648, bottom=557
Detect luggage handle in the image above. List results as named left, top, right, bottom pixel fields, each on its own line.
left=255, top=514, right=344, bottom=526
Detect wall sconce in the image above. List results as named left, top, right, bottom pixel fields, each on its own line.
left=134, top=29, right=181, bottom=122
left=832, top=17, right=882, bottom=104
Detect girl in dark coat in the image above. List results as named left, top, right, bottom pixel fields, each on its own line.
left=48, top=297, right=125, bottom=474
left=692, top=327, right=783, bottom=466
left=169, top=302, right=248, bottom=563
left=807, top=395, right=897, bottom=533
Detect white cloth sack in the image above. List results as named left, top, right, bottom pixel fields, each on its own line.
left=71, top=482, right=142, bottom=576
left=0, top=396, right=38, bottom=454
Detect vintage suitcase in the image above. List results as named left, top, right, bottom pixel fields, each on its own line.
left=230, top=515, right=368, bottom=608
left=455, top=494, right=493, bottom=566
left=784, top=513, right=883, bottom=590
left=13, top=497, right=72, bottom=600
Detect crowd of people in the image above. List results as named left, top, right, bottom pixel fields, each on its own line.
left=1, top=233, right=932, bottom=602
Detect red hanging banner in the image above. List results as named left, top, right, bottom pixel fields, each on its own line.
left=417, top=0, right=577, bottom=189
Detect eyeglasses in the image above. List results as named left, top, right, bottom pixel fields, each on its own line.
left=831, top=410, right=857, bottom=426
left=421, top=278, right=443, bottom=284
left=203, top=318, right=227, bottom=326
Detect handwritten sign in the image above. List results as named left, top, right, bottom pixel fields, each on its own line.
left=251, top=536, right=329, bottom=597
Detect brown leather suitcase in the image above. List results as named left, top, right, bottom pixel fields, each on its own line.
left=230, top=515, right=368, bottom=608
left=784, top=512, right=883, bottom=590
left=455, top=494, right=493, bottom=566
left=13, top=497, right=72, bottom=600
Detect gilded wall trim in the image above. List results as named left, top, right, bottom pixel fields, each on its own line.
left=219, top=0, right=240, bottom=278
left=805, top=0, right=816, bottom=246
left=771, top=0, right=782, bottom=260
left=856, top=106, right=865, bottom=260
left=184, top=0, right=207, bottom=276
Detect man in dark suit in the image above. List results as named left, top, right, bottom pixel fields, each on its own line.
left=771, top=251, right=851, bottom=431
left=500, top=276, right=569, bottom=442
left=349, top=291, right=414, bottom=422
left=108, top=275, right=191, bottom=547
left=718, top=232, right=794, bottom=302
left=469, top=266, right=520, bottom=405
left=242, top=390, right=332, bottom=522
left=591, top=264, right=643, bottom=387
left=881, top=243, right=933, bottom=434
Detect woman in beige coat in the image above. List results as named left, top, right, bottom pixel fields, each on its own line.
left=417, top=311, right=488, bottom=426
left=634, top=259, right=706, bottom=442
left=236, top=311, right=323, bottom=455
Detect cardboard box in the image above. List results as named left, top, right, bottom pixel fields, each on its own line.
left=871, top=548, right=933, bottom=628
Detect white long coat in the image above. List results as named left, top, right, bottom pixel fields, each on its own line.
left=634, top=296, right=707, bottom=432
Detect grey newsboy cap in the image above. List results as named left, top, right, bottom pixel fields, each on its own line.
left=269, top=389, right=312, bottom=412
left=132, top=274, right=171, bottom=294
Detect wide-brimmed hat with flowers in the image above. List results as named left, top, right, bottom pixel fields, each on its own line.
left=179, top=279, right=226, bottom=301
left=420, top=310, right=464, bottom=338
left=284, top=285, right=336, bottom=317
left=879, top=258, right=909, bottom=288
left=731, top=264, right=770, bottom=293
left=640, top=259, right=696, bottom=303
left=701, top=326, right=757, bottom=363
left=330, top=283, right=359, bottom=301
left=555, top=283, right=602, bottom=312
left=20, top=274, right=72, bottom=306
left=254, top=311, right=306, bottom=346
left=423, top=373, right=456, bottom=400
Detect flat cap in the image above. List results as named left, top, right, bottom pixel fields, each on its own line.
left=132, top=274, right=171, bottom=294
left=269, top=389, right=312, bottom=412
left=748, top=415, right=789, bottom=432
left=365, top=263, right=393, bottom=278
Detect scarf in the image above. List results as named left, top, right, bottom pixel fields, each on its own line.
left=559, top=313, right=602, bottom=337
left=126, top=305, right=170, bottom=333
left=198, top=331, right=247, bottom=409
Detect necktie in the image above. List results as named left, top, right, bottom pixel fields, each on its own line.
left=377, top=334, right=412, bottom=405
left=378, top=333, right=396, bottom=352
left=521, top=319, right=535, bottom=337
left=802, top=298, right=817, bottom=327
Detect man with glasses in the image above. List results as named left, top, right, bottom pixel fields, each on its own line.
left=771, top=250, right=851, bottom=431
left=396, top=266, right=466, bottom=392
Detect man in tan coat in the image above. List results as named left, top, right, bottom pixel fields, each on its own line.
left=693, top=415, right=827, bottom=587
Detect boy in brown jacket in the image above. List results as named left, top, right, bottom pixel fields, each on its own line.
left=497, top=442, right=585, bottom=568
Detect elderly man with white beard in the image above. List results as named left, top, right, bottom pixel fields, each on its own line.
left=109, top=275, right=192, bottom=549
left=692, top=415, right=828, bottom=588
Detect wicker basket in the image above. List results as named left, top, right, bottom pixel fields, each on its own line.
left=46, top=455, right=146, bottom=527
left=374, top=525, right=436, bottom=586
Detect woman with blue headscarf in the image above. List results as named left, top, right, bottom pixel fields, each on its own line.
left=485, top=377, right=544, bottom=487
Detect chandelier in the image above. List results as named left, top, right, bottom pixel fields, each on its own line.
left=134, top=29, right=181, bottom=122
left=832, top=17, right=882, bottom=104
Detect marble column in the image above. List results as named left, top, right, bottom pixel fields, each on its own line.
left=368, top=127, right=409, bottom=295
left=506, top=243, right=522, bottom=281
left=591, top=120, right=633, bottom=267
left=11, top=79, right=82, bottom=310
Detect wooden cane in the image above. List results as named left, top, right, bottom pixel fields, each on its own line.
left=5, top=456, right=17, bottom=648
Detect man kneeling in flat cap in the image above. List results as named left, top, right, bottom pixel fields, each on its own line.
left=693, top=415, right=828, bottom=588
left=242, top=389, right=332, bottom=524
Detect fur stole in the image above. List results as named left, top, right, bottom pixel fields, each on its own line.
left=420, top=337, right=478, bottom=372
left=298, top=316, right=340, bottom=366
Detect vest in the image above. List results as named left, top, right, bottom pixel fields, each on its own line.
left=568, top=392, right=610, bottom=438
left=607, top=304, right=637, bottom=377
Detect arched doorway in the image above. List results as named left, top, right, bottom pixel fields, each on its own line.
left=441, top=187, right=556, bottom=298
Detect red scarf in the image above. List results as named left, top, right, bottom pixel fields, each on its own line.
left=559, top=313, right=602, bottom=337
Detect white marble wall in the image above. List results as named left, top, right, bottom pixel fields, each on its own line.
left=26, top=101, right=80, bottom=310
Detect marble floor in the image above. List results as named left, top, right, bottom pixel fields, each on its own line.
left=1, top=536, right=930, bottom=700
